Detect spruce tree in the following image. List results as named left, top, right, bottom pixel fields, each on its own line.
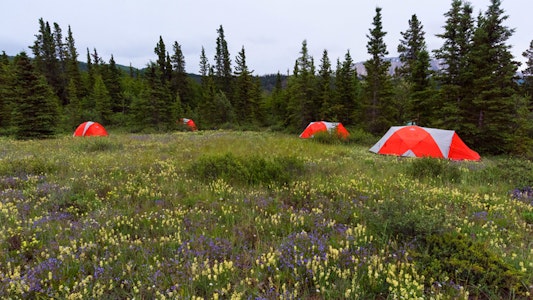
left=234, top=46, right=261, bottom=124
left=397, top=14, right=433, bottom=125
left=65, top=26, right=83, bottom=98
left=335, top=50, right=360, bottom=125
left=521, top=40, right=533, bottom=107
left=104, top=55, right=124, bottom=114
left=214, top=25, right=233, bottom=98
left=433, top=0, right=474, bottom=131
left=286, top=40, right=317, bottom=131
left=468, top=0, right=523, bottom=154
left=0, top=51, right=15, bottom=133
left=317, top=50, right=334, bottom=120
left=92, top=74, right=113, bottom=124
left=363, top=7, right=393, bottom=134
left=171, top=41, right=194, bottom=112
left=12, top=52, right=59, bottom=139
left=30, top=18, right=63, bottom=104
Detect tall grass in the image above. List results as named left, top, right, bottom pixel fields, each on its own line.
left=0, top=130, right=532, bottom=299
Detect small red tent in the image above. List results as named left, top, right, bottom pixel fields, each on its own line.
left=179, top=118, right=197, bottom=131
left=369, top=125, right=480, bottom=161
left=73, top=121, right=108, bottom=137
left=299, top=121, right=350, bottom=139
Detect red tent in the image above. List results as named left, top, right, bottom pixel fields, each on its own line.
left=369, top=125, right=480, bottom=161
left=299, top=121, right=349, bottom=139
left=180, top=118, right=197, bottom=131
left=73, top=121, right=108, bottom=137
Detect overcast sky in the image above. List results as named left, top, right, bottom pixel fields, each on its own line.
left=1, top=0, right=530, bottom=75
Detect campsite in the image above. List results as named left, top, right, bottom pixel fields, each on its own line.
left=1, top=130, right=532, bottom=299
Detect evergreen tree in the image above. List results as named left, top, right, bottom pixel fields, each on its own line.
left=363, top=7, right=393, bottom=134
left=214, top=25, right=233, bottom=98
left=0, top=51, right=15, bottom=133
left=30, top=18, right=63, bottom=104
left=397, top=14, right=433, bottom=125
left=64, top=78, right=83, bottom=129
left=233, top=46, right=261, bottom=124
left=468, top=0, right=524, bottom=154
left=433, top=0, right=474, bottom=131
left=171, top=41, right=194, bottom=112
left=64, top=26, right=83, bottom=98
left=317, top=50, right=334, bottom=120
left=12, top=52, right=59, bottom=139
left=286, top=40, right=317, bottom=131
left=154, top=36, right=171, bottom=82
left=103, top=55, right=124, bottom=115
left=335, top=50, right=360, bottom=125
left=521, top=40, right=533, bottom=106
left=92, top=74, right=113, bottom=124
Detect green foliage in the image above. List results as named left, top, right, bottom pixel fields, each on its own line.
left=311, top=130, right=347, bottom=145
left=363, top=193, right=446, bottom=240
left=72, top=137, right=123, bottom=152
left=405, top=157, right=462, bottom=183
left=415, top=231, right=529, bottom=298
left=0, top=156, right=57, bottom=176
left=189, top=152, right=304, bottom=186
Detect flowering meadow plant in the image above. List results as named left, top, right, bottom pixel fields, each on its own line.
left=0, top=132, right=532, bottom=299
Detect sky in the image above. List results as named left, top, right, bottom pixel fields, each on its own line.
left=1, top=0, right=531, bottom=75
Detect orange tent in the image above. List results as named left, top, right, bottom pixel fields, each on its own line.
left=73, top=121, right=108, bottom=137
left=179, top=118, right=197, bottom=131
left=299, top=121, right=350, bottom=139
left=369, top=125, right=480, bottom=161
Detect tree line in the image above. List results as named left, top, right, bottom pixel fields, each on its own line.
left=1, top=0, right=532, bottom=156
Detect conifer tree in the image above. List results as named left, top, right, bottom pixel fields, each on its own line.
left=521, top=40, right=533, bottom=107
left=31, top=18, right=63, bottom=104
left=65, top=25, right=83, bottom=98
left=363, top=7, right=393, bottom=134
left=468, top=0, right=524, bottom=154
left=104, top=55, right=124, bottom=114
left=92, top=74, right=113, bottom=124
left=286, top=40, right=317, bottom=131
left=0, top=51, right=14, bottom=132
left=397, top=14, right=433, bottom=125
left=171, top=41, right=194, bottom=112
left=234, top=46, right=261, bottom=124
left=317, top=50, right=334, bottom=120
left=12, top=52, right=59, bottom=139
left=214, top=25, right=233, bottom=98
left=433, top=0, right=474, bottom=131
left=335, top=50, right=360, bottom=125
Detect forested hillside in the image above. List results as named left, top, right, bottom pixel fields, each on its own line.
left=1, top=0, right=533, bottom=156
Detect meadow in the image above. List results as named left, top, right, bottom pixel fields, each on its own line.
left=0, top=130, right=532, bottom=299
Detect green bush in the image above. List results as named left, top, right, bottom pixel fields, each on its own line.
left=73, top=137, right=123, bottom=152
left=414, top=231, right=529, bottom=298
left=311, top=130, right=346, bottom=145
left=189, top=153, right=304, bottom=186
left=363, top=195, right=446, bottom=241
left=405, top=157, right=462, bottom=183
left=0, top=156, right=57, bottom=176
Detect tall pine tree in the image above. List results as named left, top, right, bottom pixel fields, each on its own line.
left=12, top=52, right=59, bottom=139
left=468, top=0, right=524, bottom=154
left=363, top=7, right=393, bottom=134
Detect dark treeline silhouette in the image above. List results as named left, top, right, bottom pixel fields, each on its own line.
left=1, top=0, right=532, bottom=156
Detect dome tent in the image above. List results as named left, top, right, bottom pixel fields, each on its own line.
left=369, top=125, right=480, bottom=161
left=299, top=121, right=349, bottom=139
left=73, top=121, right=108, bottom=137
left=179, top=118, right=197, bottom=131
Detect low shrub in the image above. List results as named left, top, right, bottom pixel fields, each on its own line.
left=73, top=137, right=123, bottom=152
left=405, top=157, right=462, bottom=183
left=414, top=231, right=529, bottom=298
left=0, top=156, right=57, bottom=176
left=189, top=153, right=305, bottom=186
left=311, top=130, right=347, bottom=145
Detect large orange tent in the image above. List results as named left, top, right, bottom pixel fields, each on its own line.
left=369, top=125, right=480, bottom=161
left=73, top=121, right=108, bottom=137
left=179, top=118, right=197, bottom=131
left=299, top=121, right=349, bottom=139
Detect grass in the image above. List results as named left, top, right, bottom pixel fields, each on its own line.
left=0, top=130, right=532, bottom=299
